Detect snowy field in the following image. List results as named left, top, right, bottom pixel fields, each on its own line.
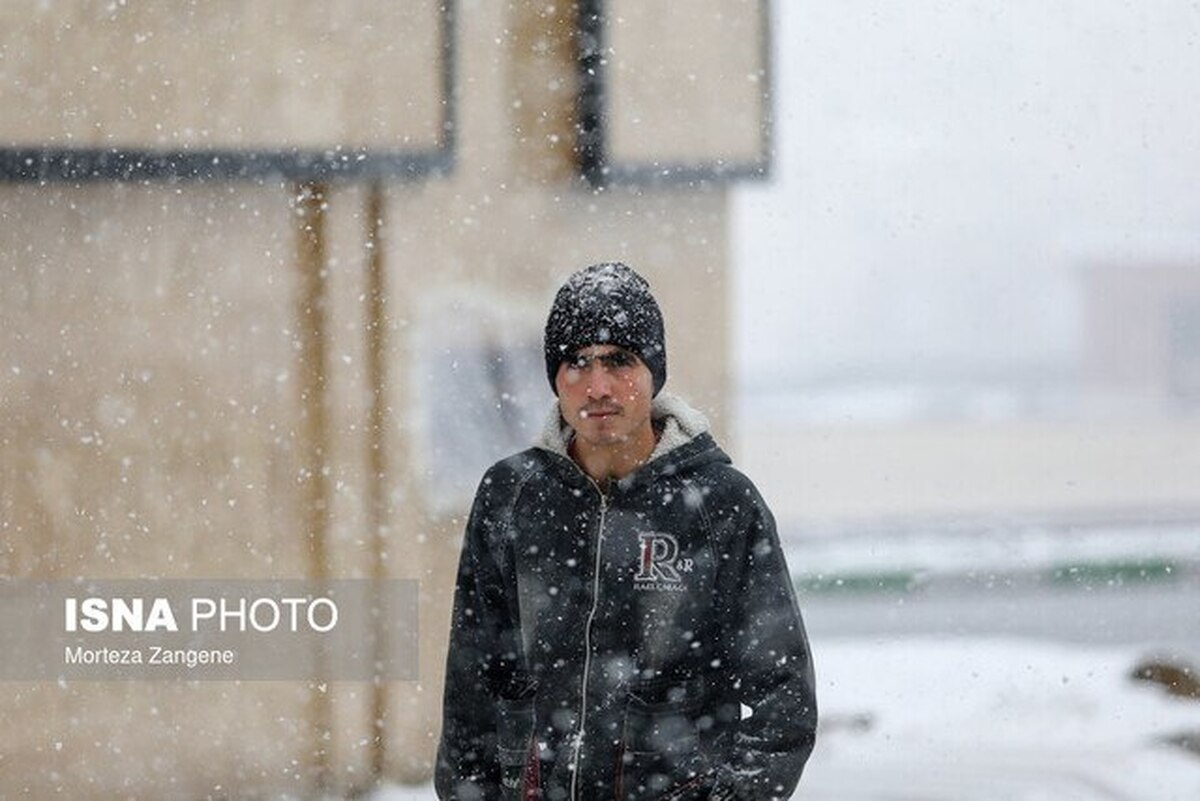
left=367, top=637, right=1200, bottom=801
left=801, top=637, right=1200, bottom=800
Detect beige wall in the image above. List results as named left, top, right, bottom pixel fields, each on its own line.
left=0, top=2, right=744, bottom=796
left=0, top=181, right=381, bottom=798
left=0, top=1, right=444, bottom=149
left=608, top=0, right=767, bottom=166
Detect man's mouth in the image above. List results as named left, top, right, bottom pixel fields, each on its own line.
left=580, top=407, right=620, bottom=419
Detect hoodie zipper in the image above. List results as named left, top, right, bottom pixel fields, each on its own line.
left=568, top=477, right=607, bottom=801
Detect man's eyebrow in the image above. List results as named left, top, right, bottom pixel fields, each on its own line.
left=599, top=351, right=636, bottom=365
left=568, top=350, right=637, bottom=367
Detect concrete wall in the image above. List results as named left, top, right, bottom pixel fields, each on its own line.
left=607, top=0, right=767, bottom=165
left=0, top=1, right=444, bottom=149
left=0, top=2, right=753, bottom=796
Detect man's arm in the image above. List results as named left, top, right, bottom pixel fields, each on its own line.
left=435, top=471, right=520, bottom=800
left=710, top=479, right=818, bottom=801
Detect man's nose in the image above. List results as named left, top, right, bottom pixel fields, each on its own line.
left=584, top=364, right=614, bottom=397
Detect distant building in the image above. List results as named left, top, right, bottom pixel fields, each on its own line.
left=741, top=258, right=1200, bottom=536
left=1083, top=262, right=1200, bottom=411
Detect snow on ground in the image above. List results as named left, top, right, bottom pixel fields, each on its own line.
left=803, top=637, right=1200, bottom=800
left=366, top=638, right=1200, bottom=801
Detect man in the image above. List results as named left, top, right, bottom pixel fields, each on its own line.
left=436, top=263, right=817, bottom=801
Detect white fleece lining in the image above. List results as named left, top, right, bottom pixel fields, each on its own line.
left=536, top=391, right=710, bottom=463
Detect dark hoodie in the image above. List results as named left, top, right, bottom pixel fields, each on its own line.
left=435, top=394, right=817, bottom=801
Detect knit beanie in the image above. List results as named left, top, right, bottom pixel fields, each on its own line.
left=543, top=262, right=667, bottom=396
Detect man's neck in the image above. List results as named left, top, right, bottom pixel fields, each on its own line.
left=569, top=425, right=659, bottom=486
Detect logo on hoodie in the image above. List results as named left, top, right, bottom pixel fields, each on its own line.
left=634, top=532, right=690, bottom=592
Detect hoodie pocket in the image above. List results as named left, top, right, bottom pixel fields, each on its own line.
left=496, top=696, right=536, bottom=800
left=616, top=679, right=713, bottom=801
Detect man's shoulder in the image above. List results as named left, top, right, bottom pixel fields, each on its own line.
left=465, top=449, right=552, bottom=526
left=687, top=458, right=774, bottom=522
left=691, top=456, right=762, bottom=497
left=476, top=447, right=556, bottom=492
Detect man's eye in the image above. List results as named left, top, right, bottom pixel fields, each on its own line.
left=603, top=353, right=635, bottom=368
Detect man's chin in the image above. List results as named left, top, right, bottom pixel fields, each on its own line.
left=576, top=427, right=629, bottom=448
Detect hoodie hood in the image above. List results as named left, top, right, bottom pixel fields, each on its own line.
left=536, top=391, right=712, bottom=465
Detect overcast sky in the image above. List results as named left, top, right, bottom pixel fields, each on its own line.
left=734, top=0, right=1200, bottom=391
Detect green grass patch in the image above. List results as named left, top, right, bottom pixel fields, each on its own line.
left=1049, top=559, right=1178, bottom=586
left=795, top=570, right=921, bottom=594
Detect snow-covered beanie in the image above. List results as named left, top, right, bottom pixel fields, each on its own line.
left=543, top=262, right=667, bottom=397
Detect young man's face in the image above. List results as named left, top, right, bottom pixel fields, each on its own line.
left=555, top=344, right=655, bottom=450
